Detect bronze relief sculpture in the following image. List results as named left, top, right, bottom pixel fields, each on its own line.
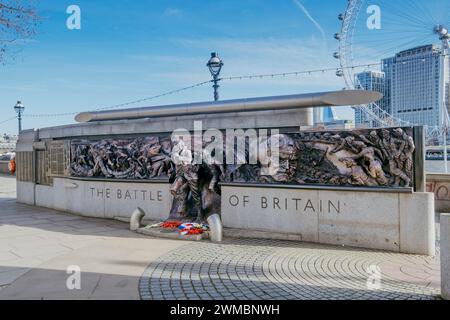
left=70, top=127, right=416, bottom=222
left=71, top=136, right=174, bottom=180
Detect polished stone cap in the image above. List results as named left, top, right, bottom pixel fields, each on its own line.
left=75, top=90, right=383, bottom=123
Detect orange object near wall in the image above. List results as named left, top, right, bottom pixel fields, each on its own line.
left=8, top=159, right=16, bottom=174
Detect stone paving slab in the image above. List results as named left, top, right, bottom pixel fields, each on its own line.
left=0, top=176, right=185, bottom=299
left=139, top=239, right=441, bottom=300
left=0, top=175, right=444, bottom=300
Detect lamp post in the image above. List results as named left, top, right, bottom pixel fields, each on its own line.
left=14, top=101, right=25, bottom=134
left=206, top=52, right=224, bottom=101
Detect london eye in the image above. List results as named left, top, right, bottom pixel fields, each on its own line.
left=334, top=0, right=450, bottom=148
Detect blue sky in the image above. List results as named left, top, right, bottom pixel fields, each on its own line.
left=0, top=0, right=372, bottom=134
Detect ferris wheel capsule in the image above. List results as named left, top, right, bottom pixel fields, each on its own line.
left=435, top=25, right=450, bottom=40
left=335, top=0, right=450, bottom=131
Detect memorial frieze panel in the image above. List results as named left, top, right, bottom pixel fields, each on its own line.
left=69, top=127, right=416, bottom=221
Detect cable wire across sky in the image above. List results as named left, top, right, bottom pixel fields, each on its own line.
left=0, top=117, right=17, bottom=126
left=1, top=54, right=449, bottom=123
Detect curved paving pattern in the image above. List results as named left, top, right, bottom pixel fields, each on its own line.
left=139, top=239, right=440, bottom=300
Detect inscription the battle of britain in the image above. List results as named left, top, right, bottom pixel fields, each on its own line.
left=89, top=187, right=164, bottom=202
left=227, top=194, right=342, bottom=214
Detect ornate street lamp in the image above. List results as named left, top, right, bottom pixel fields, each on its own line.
left=14, top=101, right=25, bottom=133
left=206, top=52, right=224, bottom=101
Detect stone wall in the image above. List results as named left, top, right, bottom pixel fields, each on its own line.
left=426, top=173, right=450, bottom=213
left=18, top=177, right=435, bottom=255
left=28, top=177, right=172, bottom=221
left=222, top=185, right=435, bottom=255
left=0, top=161, right=9, bottom=174
left=14, top=119, right=433, bottom=255
left=441, top=213, right=450, bottom=300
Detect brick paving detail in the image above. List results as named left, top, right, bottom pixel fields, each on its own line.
left=0, top=175, right=442, bottom=300
left=140, top=239, right=441, bottom=300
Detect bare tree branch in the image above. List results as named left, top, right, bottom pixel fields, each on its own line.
left=0, top=0, right=40, bottom=63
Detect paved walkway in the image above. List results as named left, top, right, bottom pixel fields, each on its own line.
left=0, top=175, right=442, bottom=300
left=0, top=175, right=184, bottom=299
left=140, top=239, right=440, bottom=300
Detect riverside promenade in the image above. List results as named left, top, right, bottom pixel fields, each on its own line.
left=0, top=175, right=442, bottom=300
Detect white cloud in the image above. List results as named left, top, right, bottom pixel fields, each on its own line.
left=170, top=36, right=338, bottom=76
left=164, top=8, right=183, bottom=16
left=161, top=36, right=354, bottom=120
left=292, top=0, right=327, bottom=46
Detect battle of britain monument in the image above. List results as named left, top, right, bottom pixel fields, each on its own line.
left=15, top=90, right=435, bottom=255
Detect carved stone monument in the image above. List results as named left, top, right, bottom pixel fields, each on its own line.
left=69, top=127, right=416, bottom=225
left=14, top=91, right=435, bottom=254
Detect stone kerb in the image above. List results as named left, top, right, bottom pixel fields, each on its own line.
left=441, top=213, right=450, bottom=300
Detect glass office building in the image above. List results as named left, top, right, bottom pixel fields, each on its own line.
left=385, top=44, right=448, bottom=127
left=354, top=70, right=388, bottom=127
left=355, top=44, right=450, bottom=128
left=314, top=107, right=336, bottom=125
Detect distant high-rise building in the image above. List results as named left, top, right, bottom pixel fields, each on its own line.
left=354, top=70, right=388, bottom=127
left=384, top=44, right=449, bottom=127
left=0, top=134, right=17, bottom=155
left=323, top=107, right=336, bottom=123
left=313, top=107, right=336, bottom=125
left=381, top=56, right=395, bottom=114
